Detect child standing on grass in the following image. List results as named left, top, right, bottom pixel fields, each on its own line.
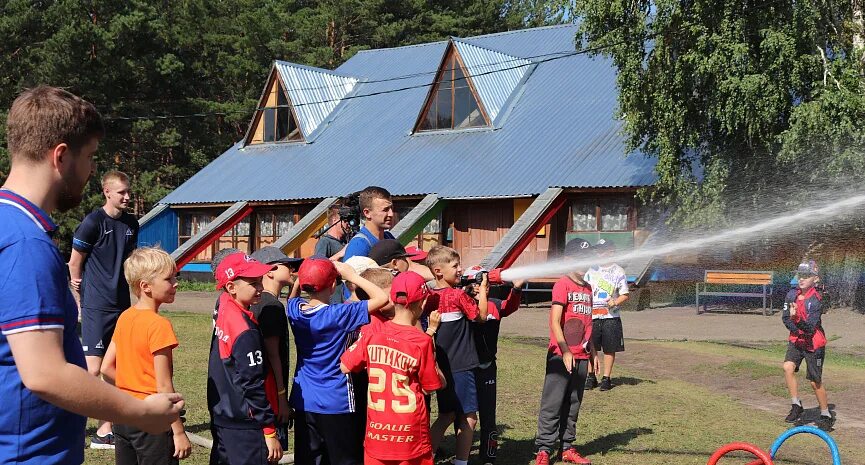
left=208, top=253, right=283, bottom=465
left=340, top=271, right=445, bottom=465
left=287, top=258, right=389, bottom=465
left=101, top=247, right=192, bottom=465
left=424, top=246, right=488, bottom=465
left=534, top=239, right=595, bottom=465
left=462, top=266, right=524, bottom=465
left=781, top=259, right=834, bottom=431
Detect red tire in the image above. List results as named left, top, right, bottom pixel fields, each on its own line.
left=707, top=442, right=773, bottom=465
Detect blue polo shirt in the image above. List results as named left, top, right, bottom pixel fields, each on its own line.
left=0, top=189, right=87, bottom=465
left=341, top=226, right=395, bottom=298
left=286, top=298, right=369, bottom=414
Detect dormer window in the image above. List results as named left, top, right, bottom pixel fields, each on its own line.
left=416, top=44, right=489, bottom=132
left=248, top=73, right=303, bottom=144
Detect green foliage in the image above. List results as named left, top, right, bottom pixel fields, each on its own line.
left=573, top=0, right=865, bottom=226
left=0, top=0, right=555, bottom=256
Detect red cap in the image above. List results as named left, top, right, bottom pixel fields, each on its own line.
left=298, top=258, right=339, bottom=292
left=405, top=246, right=428, bottom=262
left=215, top=253, right=275, bottom=289
left=390, top=271, right=429, bottom=305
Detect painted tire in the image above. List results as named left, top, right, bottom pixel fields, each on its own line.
left=769, top=426, right=841, bottom=465
left=707, top=442, right=773, bottom=465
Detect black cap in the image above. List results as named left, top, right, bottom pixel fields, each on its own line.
left=368, top=239, right=410, bottom=266
left=594, top=238, right=616, bottom=251
left=250, top=246, right=304, bottom=268
left=564, top=238, right=592, bottom=257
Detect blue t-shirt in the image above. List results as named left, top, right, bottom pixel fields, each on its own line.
left=72, top=208, right=138, bottom=312
left=340, top=226, right=395, bottom=298
left=0, top=189, right=87, bottom=465
left=286, top=298, right=369, bottom=414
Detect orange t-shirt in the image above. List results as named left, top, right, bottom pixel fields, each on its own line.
left=113, top=307, right=179, bottom=400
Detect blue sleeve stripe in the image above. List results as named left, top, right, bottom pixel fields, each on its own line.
left=72, top=237, right=93, bottom=252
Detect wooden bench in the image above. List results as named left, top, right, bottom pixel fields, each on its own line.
left=695, top=270, right=774, bottom=316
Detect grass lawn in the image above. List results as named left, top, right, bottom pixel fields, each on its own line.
left=86, top=312, right=863, bottom=464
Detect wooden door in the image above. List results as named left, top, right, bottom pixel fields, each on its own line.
left=450, top=201, right=512, bottom=267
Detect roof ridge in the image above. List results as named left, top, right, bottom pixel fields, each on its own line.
left=462, top=23, right=577, bottom=40
left=274, top=59, right=358, bottom=80
left=451, top=37, right=531, bottom=62
left=354, top=40, right=447, bottom=54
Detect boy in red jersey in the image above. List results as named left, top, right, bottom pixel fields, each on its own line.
left=782, top=259, right=834, bottom=431
left=534, top=239, right=595, bottom=465
left=341, top=271, right=444, bottom=465
left=424, top=246, right=488, bottom=465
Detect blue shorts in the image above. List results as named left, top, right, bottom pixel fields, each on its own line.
left=437, top=369, right=478, bottom=414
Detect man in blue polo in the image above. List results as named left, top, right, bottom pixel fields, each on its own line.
left=0, top=86, right=182, bottom=465
left=341, top=186, right=395, bottom=299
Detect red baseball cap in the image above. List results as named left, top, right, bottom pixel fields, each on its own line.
left=298, top=258, right=339, bottom=292
left=390, top=271, right=429, bottom=305
left=405, top=246, right=428, bottom=262
left=215, top=253, right=275, bottom=289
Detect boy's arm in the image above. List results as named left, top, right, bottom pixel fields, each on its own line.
left=7, top=329, right=183, bottom=434
left=780, top=291, right=800, bottom=334
left=229, top=331, right=277, bottom=434
left=335, top=261, right=388, bottom=312
left=476, top=274, right=489, bottom=321
left=549, top=303, right=574, bottom=373
left=100, top=341, right=118, bottom=384
left=499, top=280, right=525, bottom=318
left=799, top=297, right=822, bottom=334
left=154, top=350, right=193, bottom=460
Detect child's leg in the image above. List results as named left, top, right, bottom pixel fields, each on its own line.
left=476, top=362, right=498, bottom=464
left=535, top=351, right=570, bottom=453
left=812, top=381, right=829, bottom=411
left=783, top=361, right=799, bottom=398
left=430, top=411, right=457, bottom=453
left=455, top=412, right=478, bottom=461
left=317, top=412, right=363, bottom=465
left=602, top=353, right=616, bottom=378
left=294, top=411, right=328, bottom=465
left=560, top=360, right=589, bottom=451
left=112, top=424, right=140, bottom=465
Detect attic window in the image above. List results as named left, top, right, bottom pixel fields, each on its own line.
left=415, top=45, right=489, bottom=132
left=248, top=75, right=303, bottom=144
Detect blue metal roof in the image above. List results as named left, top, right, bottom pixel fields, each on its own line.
left=451, top=39, right=533, bottom=125
left=161, top=24, right=657, bottom=205
left=273, top=61, right=358, bottom=141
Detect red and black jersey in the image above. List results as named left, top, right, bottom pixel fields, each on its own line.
left=549, top=276, right=593, bottom=359
left=782, top=287, right=826, bottom=351
left=423, top=287, right=480, bottom=373
left=473, top=287, right=522, bottom=365
left=207, top=293, right=277, bottom=434
left=341, top=321, right=442, bottom=461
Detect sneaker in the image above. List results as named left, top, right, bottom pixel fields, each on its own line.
left=89, top=432, right=115, bottom=450
left=599, top=376, right=612, bottom=391
left=535, top=450, right=550, bottom=465
left=816, top=414, right=835, bottom=431
left=784, top=404, right=803, bottom=423
left=585, top=374, right=597, bottom=390
left=561, top=448, right=592, bottom=464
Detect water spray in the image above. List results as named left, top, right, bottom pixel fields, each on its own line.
left=500, top=192, right=865, bottom=282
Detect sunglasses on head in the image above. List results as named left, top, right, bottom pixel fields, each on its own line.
left=795, top=273, right=817, bottom=280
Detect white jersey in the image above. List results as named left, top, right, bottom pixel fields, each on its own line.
left=584, top=264, right=629, bottom=319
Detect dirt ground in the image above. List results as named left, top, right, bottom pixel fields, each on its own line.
left=164, top=292, right=865, bottom=454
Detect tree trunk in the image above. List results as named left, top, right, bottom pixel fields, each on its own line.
left=855, top=0, right=865, bottom=67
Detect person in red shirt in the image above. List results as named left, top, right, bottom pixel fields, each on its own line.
left=341, top=271, right=445, bottom=465
left=534, top=239, right=595, bottom=465
left=781, top=259, right=833, bottom=431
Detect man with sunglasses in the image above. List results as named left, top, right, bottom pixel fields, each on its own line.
left=781, top=259, right=834, bottom=431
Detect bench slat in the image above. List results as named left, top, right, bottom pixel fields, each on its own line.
left=706, top=272, right=773, bottom=279
left=706, top=278, right=772, bottom=285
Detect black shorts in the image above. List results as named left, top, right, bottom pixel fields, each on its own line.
left=210, top=425, right=269, bottom=465
left=591, top=318, right=625, bottom=354
left=81, top=307, right=122, bottom=357
left=294, top=411, right=364, bottom=465
left=114, top=424, right=177, bottom=465
left=784, top=343, right=825, bottom=383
